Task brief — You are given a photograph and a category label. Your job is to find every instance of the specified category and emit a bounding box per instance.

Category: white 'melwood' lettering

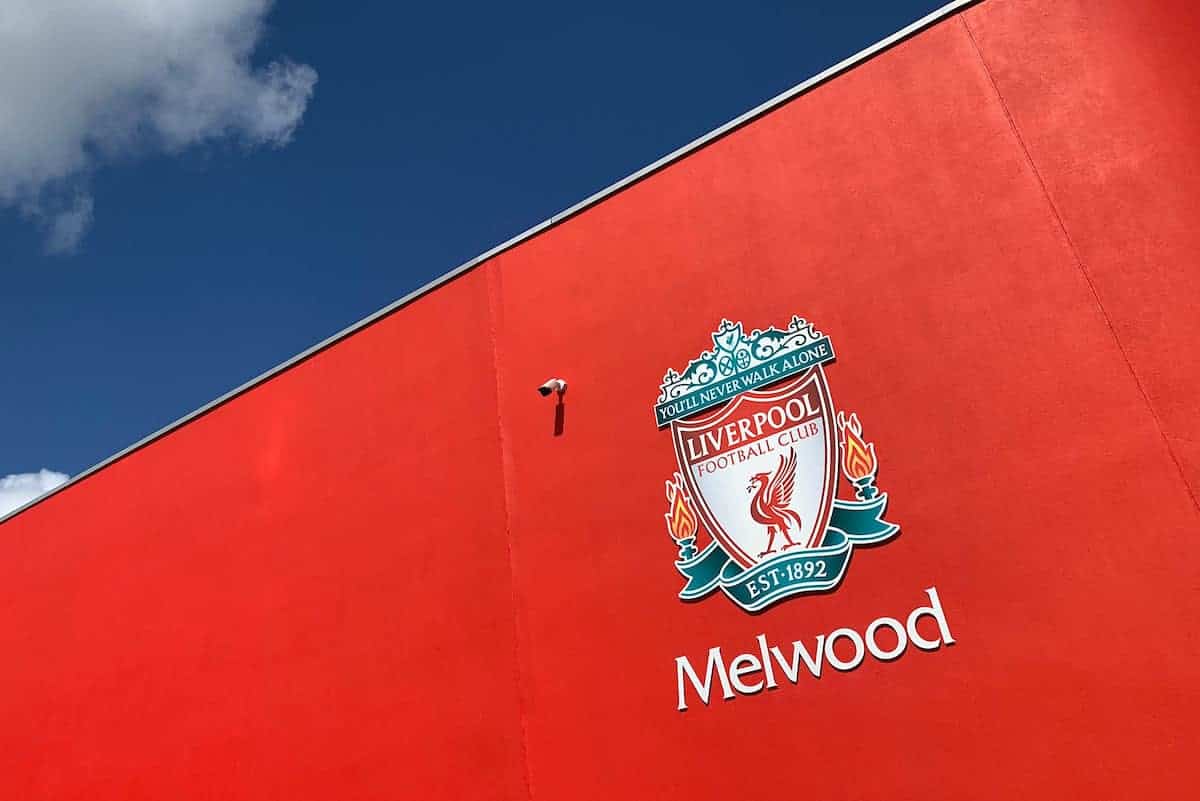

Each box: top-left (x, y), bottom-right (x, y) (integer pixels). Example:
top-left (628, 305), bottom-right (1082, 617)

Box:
top-left (674, 586), bottom-right (955, 711)
top-left (906, 587), bottom-right (955, 650)
top-left (728, 653), bottom-right (764, 694)
top-left (825, 627), bottom-right (866, 671)
top-left (769, 636), bottom-right (825, 682)
top-left (755, 634), bottom-right (778, 689)
top-left (675, 647), bottom-right (733, 711)
top-left (865, 617), bottom-right (907, 661)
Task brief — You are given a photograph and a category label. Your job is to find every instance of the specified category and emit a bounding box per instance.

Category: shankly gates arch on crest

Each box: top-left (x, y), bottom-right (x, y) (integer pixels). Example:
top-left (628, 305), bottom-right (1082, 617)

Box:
top-left (2, 0), bottom-right (1199, 798)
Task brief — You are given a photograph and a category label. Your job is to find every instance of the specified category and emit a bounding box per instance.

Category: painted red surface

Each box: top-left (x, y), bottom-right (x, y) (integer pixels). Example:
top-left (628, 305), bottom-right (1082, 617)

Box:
top-left (2, 1), bottom-right (1197, 798)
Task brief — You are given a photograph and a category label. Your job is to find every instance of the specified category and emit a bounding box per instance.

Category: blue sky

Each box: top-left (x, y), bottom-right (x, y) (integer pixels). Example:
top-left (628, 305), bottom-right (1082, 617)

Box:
top-left (1, 0), bottom-right (943, 506)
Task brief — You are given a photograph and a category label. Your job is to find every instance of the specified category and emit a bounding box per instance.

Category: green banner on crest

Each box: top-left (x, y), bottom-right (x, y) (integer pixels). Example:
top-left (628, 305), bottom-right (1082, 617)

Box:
top-left (675, 494), bottom-right (898, 612)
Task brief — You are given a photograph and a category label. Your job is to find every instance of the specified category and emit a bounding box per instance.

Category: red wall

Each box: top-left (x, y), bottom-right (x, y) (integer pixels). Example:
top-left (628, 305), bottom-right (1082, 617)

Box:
top-left (0, 273), bottom-right (528, 799)
top-left (3, 1), bottom-right (1197, 798)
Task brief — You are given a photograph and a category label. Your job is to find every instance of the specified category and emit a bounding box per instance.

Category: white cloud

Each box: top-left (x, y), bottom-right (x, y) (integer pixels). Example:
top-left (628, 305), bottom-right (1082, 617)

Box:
top-left (0, 0), bottom-right (317, 252)
top-left (0, 470), bottom-right (70, 518)
top-left (45, 193), bottom-right (96, 255)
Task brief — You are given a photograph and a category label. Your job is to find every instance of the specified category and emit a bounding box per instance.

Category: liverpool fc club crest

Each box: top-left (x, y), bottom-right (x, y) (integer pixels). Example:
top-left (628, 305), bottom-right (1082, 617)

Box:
top-left (656, 317), bottom-right (898, 612)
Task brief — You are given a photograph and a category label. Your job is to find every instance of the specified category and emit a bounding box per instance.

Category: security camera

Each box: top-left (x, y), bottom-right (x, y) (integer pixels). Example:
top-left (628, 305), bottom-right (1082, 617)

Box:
top-left (537, 378), bottom-right (567, 397)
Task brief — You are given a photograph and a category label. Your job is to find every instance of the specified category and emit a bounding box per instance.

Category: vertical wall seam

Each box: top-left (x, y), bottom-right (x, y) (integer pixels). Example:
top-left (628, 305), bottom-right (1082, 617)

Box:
top-left (960, 13), bottom-right (1200, 515)
top-left (484, 262), bottom-right (536, 801)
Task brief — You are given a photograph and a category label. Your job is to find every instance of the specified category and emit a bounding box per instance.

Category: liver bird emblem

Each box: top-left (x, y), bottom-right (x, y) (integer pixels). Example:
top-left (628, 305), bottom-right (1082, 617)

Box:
top-left (747, 448), bottom-right (805, 557)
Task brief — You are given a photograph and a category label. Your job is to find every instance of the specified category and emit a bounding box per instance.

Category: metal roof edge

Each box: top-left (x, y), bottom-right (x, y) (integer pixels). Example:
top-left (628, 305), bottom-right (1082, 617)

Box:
top-left (1, 0), bottom-right (976, 527)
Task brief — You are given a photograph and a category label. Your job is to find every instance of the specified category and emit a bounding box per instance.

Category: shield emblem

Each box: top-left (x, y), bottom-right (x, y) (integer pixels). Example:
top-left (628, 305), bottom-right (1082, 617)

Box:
top-left (671, 368), bottom-right (837, 570)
